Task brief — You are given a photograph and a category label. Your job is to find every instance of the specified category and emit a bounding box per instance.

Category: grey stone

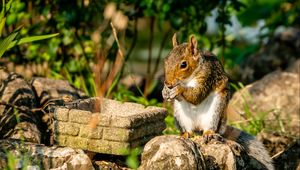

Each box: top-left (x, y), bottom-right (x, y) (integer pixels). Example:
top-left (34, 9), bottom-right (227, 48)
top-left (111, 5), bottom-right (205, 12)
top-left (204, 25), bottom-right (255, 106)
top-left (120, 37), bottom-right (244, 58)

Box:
top-left (139, 135), bottom-right (267, 170)
top-left (0, 73), bottom-right (41, 143)
top-left (10, 122), bottom-right (41, 144)
top-left (30, 77), bottom-right (88, 105)
top-left (139, 135), bottom-right (203, 170)
top-left (0, 139), bottom-right (94, 170)
top-left (228, 71), bottom-right (300, 136)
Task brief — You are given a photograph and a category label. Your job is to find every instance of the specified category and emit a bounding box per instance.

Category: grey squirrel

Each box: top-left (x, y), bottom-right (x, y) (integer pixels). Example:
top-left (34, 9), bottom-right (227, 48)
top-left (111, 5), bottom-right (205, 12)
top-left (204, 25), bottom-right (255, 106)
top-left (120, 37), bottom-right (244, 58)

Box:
top-left (162, 33), bottom-right (274, 170)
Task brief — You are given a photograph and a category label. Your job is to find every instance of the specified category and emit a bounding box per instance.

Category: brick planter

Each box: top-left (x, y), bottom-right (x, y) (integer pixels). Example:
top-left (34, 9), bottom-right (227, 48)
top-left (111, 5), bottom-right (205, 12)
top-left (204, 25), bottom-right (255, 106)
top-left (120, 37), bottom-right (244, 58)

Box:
top-left (53, 97), bottom-right (167, 155)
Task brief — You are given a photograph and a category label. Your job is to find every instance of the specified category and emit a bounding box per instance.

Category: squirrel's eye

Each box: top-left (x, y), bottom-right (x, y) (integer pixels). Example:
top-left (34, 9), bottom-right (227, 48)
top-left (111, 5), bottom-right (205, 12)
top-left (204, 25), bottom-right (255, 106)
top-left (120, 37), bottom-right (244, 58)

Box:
top-left (180, 61), bottom-right (187, 69)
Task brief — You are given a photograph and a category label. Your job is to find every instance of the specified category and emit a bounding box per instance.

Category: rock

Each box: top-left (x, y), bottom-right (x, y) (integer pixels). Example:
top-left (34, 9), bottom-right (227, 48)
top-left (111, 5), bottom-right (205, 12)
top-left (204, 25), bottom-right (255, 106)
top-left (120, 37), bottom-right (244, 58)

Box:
top-left (286, 58), bottom-right (300, 74)
top-left (54, 97), bottom-right (167, 155)
top-left (272, 139), bottom-right (300, 169)
top-left (30, 77), bottom-right (88, 145)
top-left (0, 69), bottom-right (9, 82)
top-left (0, 73), bottom-right (41, 143)
top-left (0, 59), bottom-right (49, 80)
top-left (234, 27), bottom-right (300, 84)
top-left (30, 77), bottom-right (88, 106)
top-left (257, 131), bottom-right (297, 156)
top-left (228, 71), bottom-right (300, 136)
top-left (0, 139), bottom-right (94, 169)
top-left (139, 135), bottom-right (267, 170)
top-left (139, 135), bottom-right (203, 170)
top-left (94, 160), bottom-right (130, 170)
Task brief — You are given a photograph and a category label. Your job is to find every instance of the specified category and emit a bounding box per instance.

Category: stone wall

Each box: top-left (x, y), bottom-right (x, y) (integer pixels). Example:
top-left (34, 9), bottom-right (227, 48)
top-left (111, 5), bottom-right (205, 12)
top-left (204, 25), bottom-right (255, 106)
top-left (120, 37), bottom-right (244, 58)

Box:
top-left (54, 97), bottom-right (167, 155)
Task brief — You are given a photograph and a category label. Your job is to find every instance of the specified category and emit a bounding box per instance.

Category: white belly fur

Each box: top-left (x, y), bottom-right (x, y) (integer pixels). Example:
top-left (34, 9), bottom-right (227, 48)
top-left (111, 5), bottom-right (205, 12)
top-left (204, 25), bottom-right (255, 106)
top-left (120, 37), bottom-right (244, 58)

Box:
top-left (174, 91), bottom-right (221, 132)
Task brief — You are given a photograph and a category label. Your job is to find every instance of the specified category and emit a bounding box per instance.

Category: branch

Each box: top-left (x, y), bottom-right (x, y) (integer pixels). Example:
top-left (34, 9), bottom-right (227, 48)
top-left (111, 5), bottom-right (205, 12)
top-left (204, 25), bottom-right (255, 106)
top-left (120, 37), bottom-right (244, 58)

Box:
top-left (100, 23), bottom-right (125, 95)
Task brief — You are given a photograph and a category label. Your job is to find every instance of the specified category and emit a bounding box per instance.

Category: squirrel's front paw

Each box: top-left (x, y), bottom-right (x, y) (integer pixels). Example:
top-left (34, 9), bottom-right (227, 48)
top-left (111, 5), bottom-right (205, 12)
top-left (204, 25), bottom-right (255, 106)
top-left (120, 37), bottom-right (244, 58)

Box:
top-left (169, 85), bottom-right (182, 100)
top-left (162, 85), bottom-right (182, 101)
top-left (202, 130), bottom-right (224, 144)
top-left (162, 85), bottom-right (170, 100)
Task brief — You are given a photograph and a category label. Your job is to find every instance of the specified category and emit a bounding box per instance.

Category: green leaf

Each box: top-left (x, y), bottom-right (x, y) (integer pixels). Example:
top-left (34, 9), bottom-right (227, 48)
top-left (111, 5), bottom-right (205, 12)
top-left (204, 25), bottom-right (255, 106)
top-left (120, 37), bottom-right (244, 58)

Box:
top-left (0, 16), bottom-right (6, 35)
top-left (0, 31), bottom-right (19, 57)
top-left (8, 33), bottom-right (59, 49)
top-left (0, 0), bottom-right (14, 19)
top-left (1, 0), bottom-right (6, 19)
top-left (6, 12), bottom-right (17, 25)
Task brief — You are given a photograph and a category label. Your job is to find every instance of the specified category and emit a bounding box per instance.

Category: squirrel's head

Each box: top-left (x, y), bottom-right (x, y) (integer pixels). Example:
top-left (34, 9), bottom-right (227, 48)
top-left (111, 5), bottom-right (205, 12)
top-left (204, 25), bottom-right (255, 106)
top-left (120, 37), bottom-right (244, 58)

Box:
top-left (164, 33), bottom-right (200, 88)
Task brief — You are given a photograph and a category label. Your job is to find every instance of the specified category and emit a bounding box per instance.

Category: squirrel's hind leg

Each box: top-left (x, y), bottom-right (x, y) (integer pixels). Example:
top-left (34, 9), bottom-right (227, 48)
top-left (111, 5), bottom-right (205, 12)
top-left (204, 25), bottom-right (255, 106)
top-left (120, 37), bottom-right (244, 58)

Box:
top-left (181, 131), bottom-right (194, 138)
top-left (174, 116), bottom-right (194, 138)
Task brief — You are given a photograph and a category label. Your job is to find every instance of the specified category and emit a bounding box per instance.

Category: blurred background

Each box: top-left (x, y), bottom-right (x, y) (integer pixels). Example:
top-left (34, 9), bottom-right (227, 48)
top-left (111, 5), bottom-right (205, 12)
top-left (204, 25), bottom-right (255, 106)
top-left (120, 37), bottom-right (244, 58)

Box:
top-left (1, 1), bottom-right (299, 168)
top-left (1, 0), bottom-right (299, 135)
top-left (0, 0), bottom-right (298, 95)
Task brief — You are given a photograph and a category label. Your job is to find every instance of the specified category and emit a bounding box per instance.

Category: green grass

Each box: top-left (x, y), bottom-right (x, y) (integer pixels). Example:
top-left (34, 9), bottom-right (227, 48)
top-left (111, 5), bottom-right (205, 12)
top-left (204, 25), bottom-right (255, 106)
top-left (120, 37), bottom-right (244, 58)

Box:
top-left (229, 82), bottom-right (288, 136)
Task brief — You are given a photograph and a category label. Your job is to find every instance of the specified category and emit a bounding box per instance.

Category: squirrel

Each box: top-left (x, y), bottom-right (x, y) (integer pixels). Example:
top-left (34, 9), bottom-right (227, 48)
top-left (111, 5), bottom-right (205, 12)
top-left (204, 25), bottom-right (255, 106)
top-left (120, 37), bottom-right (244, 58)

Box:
top-left (162, 33), bottom-right (274, 170)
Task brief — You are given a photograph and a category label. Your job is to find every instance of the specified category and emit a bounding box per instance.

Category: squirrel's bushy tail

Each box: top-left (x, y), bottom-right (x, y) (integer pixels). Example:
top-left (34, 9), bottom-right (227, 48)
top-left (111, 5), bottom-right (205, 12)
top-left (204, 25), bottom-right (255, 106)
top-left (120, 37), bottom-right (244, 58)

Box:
top-left (224, 126), bottom-right (274, 170)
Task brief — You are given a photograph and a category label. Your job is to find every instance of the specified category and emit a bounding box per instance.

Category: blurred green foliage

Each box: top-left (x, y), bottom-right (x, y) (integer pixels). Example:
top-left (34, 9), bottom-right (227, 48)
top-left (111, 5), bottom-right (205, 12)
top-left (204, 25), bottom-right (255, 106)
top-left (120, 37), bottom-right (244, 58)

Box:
top-left (238, 0), bottom-right (299, 29)
top-left (121, 147), bottom-right (142, 169)
top-left (0, 0), bottom-right (58, 58)
top-left (1, 0), bottom-right (247, 96)
top-left (1, 0), bottom-right (298, 96)
top-left (224, 0), bottom-right (299, 70)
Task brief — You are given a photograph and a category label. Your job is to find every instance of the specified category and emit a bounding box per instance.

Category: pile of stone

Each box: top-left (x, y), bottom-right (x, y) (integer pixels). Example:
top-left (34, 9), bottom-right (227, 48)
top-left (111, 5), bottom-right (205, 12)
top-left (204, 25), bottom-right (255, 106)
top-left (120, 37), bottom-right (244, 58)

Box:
top-left (54, 97), bottom-right (167, 155)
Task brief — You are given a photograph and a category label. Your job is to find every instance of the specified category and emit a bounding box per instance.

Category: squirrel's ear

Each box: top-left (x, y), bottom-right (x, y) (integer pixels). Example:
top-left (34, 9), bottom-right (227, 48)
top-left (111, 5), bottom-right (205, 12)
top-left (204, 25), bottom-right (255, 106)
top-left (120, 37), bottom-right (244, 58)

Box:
top-left (172, 33), bottom-right (178, 48)
top-left (189, 35), bottom-right (198, 55)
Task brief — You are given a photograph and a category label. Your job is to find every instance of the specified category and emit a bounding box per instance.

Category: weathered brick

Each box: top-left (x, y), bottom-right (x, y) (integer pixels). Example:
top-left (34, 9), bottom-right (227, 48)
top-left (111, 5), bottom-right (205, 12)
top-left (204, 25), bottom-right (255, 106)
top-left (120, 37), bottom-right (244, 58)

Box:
top-left (69, 109), bottom-right (91, 124)
top-left (110, 116), bottom-right (132, 128)
top-left (80, 126), bottom-right (103, 139)
top-left (131, 121), bottom-right (166, 141)
top-left (53, 97), bottom-right (168, 156)
top-left (110, 141), bottom-right (130, 155)
top-left (87, 139), bottom-right (111, 154)
top-left (54, 134), bottom-right (67, 146)
top-left (65, 136), bottom-right (88, 149)
top-left (97, 113), bottom-right (111, 126)
top-left (102, 127), bottom-right (132, 141)
top-left (54, 121), bottom-right (80, 136)
top-left (54, 107), bottom-right (69, 121)
top-left (128, 108), bottom-right (167, 128)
